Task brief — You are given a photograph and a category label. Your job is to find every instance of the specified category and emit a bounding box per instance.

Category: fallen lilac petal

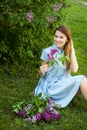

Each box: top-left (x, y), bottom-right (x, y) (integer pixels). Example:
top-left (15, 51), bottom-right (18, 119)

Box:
top-left (26, 11), bottom-right (34, 22)
top-left (47, 16), bottom-right (57, 22)
top-left (54, 3), bottom-right (63, 11)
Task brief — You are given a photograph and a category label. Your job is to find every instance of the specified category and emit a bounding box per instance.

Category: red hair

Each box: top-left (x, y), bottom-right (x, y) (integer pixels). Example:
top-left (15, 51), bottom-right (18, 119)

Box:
top-left (54, 25), bottom-right (72, 72)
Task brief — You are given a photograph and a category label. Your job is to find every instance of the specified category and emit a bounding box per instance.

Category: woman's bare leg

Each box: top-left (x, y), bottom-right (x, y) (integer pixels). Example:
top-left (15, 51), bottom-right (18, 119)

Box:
top-left (80, 77), bottom-right (87, 100)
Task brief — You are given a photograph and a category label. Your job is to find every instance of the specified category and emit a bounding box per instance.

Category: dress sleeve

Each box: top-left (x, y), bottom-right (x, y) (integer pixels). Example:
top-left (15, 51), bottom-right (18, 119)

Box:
top-left (40, 49), bottom-right (48, 62)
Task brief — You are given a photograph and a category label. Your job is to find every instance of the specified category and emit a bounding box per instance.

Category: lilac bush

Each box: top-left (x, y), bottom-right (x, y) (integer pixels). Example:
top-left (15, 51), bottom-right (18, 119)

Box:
top-left (0, 0), bottom-right (68, 65)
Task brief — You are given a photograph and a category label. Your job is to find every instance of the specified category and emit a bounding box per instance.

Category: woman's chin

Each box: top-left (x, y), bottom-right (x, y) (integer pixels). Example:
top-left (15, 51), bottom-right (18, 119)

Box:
top-left (56, 45), bottom-right (63, 50)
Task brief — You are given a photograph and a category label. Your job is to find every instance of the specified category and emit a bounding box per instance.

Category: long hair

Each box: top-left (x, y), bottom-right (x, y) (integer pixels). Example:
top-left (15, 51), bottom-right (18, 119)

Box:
top-left (54, 25), bottom-right (72, 72)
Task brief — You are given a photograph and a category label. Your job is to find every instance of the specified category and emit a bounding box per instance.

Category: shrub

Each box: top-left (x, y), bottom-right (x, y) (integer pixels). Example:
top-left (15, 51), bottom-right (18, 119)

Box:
top-left (0, 0), bottom-right (68, 66)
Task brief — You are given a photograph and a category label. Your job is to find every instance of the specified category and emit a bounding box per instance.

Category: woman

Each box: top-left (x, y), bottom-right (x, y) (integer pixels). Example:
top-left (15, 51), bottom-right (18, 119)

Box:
top-left (35, 25), bottom-right (87, 108)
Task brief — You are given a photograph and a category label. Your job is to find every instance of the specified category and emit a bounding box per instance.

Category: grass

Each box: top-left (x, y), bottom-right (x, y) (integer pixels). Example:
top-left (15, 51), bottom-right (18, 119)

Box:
top-left (74, 0), bottom-right (87, 4)
top-left (65, 0), bottom-right (87, 76)
top-left (0, 0), bottom-right (87, 130)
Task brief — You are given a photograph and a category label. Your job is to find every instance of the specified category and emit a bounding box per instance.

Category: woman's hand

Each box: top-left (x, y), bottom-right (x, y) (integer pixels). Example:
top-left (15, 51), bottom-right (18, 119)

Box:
top-left (70, 40), bottom-right (78, 72)
top-left (39, 64), bottom-right (49, 77)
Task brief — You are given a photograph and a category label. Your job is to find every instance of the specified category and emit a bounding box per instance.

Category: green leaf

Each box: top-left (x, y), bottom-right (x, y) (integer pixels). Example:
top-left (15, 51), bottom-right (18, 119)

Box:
top-left (38, 107), bottom-right (44, 113)
top-left (37, 93), bottom-right (42, 98)
top-left (12, 108), bottom-right (19, 113)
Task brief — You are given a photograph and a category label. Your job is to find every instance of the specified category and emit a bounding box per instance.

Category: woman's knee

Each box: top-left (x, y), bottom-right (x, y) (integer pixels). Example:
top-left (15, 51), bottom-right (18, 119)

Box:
top-left (80, 77), bottom-right (87, 87)
top-left (80, 77), bottom-right (87, 100)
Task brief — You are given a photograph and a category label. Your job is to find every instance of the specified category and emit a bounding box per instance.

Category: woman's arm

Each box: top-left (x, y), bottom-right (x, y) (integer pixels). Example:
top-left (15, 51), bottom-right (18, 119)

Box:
top-left (39, 61), bottom-right (49, 77)
top-left (70, 44), bottom-right (78, 73)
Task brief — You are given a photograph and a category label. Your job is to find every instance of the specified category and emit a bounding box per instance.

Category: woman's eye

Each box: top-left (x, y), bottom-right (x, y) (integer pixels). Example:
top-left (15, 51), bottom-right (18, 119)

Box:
top-left (55, 35), bottom-right (58, 38)
top-left (60, 36), bottom-right (63, 39)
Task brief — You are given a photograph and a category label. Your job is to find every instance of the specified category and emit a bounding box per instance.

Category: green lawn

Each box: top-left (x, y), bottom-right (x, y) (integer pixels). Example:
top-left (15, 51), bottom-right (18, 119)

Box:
top-left (65, 0), bottom-right (87, 75)
top-left (0, 0), bottom-right (87, 130)
top-left (75, 0), bottom-right (87, 4)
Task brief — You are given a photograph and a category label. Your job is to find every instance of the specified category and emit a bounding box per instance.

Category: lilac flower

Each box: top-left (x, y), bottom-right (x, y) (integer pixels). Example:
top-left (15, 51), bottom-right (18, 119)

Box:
top-left (31, 115), bottom-right (37, 123)
top-left (50, 113), bottom-right (61, 120)
top-left (51, 49), bottom-right (58, 55)
top-left (13, 94), bottom-right (61, 123)
top-left (48, 100), bottom-right (56, 107)
top-left (48, 98), bottom-right (54, 104)
top-left (47, 16), bottom-right (57, 22)
top-left (42, 110), bottom-right (51, 122)
top-left (53, 3), bottom-right (63, 11)
top-left (46, 109), bottom-right (61, 120)
top-left (18, 110), bottom-right (26, 117)
top-left (26, 10), bottom-right (34, 22)
top-left (36, 113), bottom-right (42, 121)
top-left (47, 104), bottom-right (54, 111)
top-left (24, 116), bottom-right (32, 121)
top-left (23, 104), bottom-right (33, 112)
top-left (47, 98), bottom-right (61, 109)
top-left (47, 49), bottom-right (58, 61)
top-left (47, 54), bottom-right (54, 60)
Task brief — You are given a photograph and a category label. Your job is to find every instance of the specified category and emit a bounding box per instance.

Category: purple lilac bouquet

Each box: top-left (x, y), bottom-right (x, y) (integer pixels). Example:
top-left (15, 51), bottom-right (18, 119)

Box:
top-left (47, 49), bottom-right (70, 66)
top-left (12, 93), bottom-right (61, 123)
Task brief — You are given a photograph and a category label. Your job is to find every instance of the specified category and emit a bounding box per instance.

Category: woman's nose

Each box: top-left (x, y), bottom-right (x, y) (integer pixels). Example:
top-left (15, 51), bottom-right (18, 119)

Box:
top-left (55, 38), bottom-right (59, 41)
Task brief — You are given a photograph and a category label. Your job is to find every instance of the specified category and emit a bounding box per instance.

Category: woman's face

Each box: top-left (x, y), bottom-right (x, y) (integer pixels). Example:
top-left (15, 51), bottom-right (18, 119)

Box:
top-left (54, 30), bottom-right (68, 50)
